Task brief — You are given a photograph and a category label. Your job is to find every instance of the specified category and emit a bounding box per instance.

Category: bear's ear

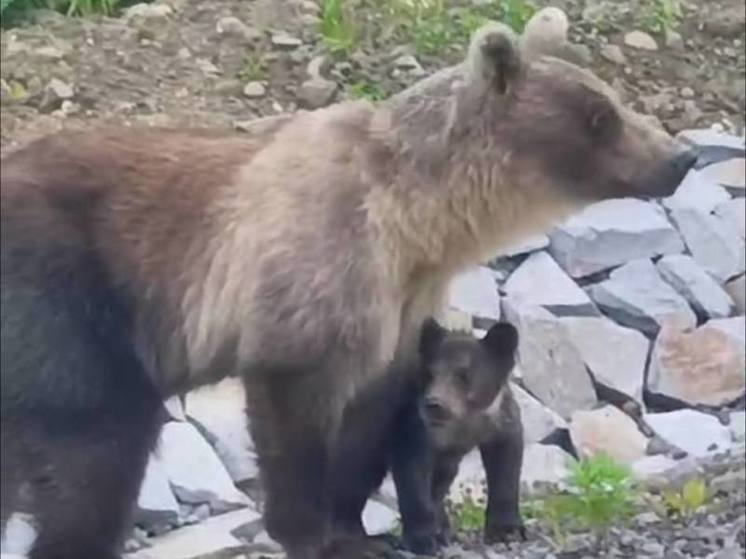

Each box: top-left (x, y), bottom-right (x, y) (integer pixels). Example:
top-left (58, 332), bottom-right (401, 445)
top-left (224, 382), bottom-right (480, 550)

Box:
top-left (520, 7), bottom-right (572, 62)
top-left (419, 317), bottom-right (447, 362)
top-left (467, 22), bottom-right (522, 95)
top-left (481, 322), bottom-right (519, 359)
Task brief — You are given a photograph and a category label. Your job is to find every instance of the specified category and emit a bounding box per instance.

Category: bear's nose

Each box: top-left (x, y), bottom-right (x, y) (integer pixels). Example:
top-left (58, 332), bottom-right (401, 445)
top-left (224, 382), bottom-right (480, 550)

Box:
top-left (671, 148), bottom-right (699, 176)
top-left (423, 399), bottom-right (452, 423)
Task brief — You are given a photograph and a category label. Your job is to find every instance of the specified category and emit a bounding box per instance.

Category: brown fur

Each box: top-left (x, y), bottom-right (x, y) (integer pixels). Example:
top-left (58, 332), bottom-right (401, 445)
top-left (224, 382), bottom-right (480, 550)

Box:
top-left (1, 13), bottom-right (698, 559)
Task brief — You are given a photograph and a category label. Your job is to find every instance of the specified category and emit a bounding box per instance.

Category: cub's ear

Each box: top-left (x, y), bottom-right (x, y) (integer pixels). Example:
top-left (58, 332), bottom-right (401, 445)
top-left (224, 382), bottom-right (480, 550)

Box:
top-left (419, 317), bottom-right (447, 362)
top-left (467, 22), bottom-right (521, 95)
top-left (481, 322), bottom-right (519, 358)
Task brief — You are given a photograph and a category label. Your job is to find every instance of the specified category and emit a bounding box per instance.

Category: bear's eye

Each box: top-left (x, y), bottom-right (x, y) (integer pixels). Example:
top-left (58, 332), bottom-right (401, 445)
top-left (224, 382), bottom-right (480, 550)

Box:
top-left (454, 368), bottom-right (470, 388)
top-left (587, 102), bottom-right (619, 140)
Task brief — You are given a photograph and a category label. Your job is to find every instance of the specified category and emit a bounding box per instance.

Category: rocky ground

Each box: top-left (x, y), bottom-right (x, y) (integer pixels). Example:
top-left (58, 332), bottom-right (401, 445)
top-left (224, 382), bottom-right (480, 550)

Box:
top-left (1, 1), bottom-right (745, 559)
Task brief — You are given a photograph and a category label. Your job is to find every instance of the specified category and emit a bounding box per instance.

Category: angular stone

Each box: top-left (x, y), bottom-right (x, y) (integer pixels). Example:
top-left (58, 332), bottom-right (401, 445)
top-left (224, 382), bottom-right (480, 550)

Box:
top-left (708, 315), bottom-right (746, 347)
top-left (714, 198), bottom-right (746, 240)
top-left (560, 316), bottom-right (649, 403)
top-left (570, 406), bottom-right (649, 466)
top-left (502, 298), bottom-right (597, 419)
top-left (242, 81), bottom-right (266, 98)
top-left (656, 254), bottom-right (735, 319)
top-left (124, 3), bottom-right (172, 21)
top-left (624, 30), bottom-right (658, 50)
top-left (271, 32), bottom-right (302, 49)
top-left (662, 168), bottom-right (732, 214)
top-left (215, 16), bottom-right (261, 43)
top-left (677, 128), bottom-right (745, 150)
top-left (647, 320), bottom-right (745, 407)
top-left (725, 275), bottom-right (745, 314)
top-left (135, 454), bottom-right (180, 529)
top-left (520, 444), bottom-right (576, 493)
top-left (730, 411), bottom-right (746, 443)
top-left (164, 396), bottom-right (186, 421)
top-left (126, 509), bottom-right (260, 559)
top-left (632, 454), bottom-right (702, 491)
top-left (0, 513), bottom-right (36, 556)
top-left (503, 251), bottom-right (598, 316)
top-left (549, 199), bottom-right (684, 278)
top-left (699, 158), bottom-right (746, 194)
top-left (587, 259), bottom-right (697, 337)
top-left (600, 44), bottom-right (626, 65)
top-left (497, 233), bottom-right (549, 257)
top-left (447, 266), bottom-right (500, 322)
top-left (671, 206), bottom-right (745, 282)
top-left (157, 422), bottom-right (252, 513)
top-left (645, 410), bottom-right (733, 458)
top-left (511, 382), bottom-right (567, 444)
top-left (185, 378), bottom-right (258, 484)
top-left (362, 501), bottom-right (399, 536)
top-left (297, 78), bottom-right (337, 109)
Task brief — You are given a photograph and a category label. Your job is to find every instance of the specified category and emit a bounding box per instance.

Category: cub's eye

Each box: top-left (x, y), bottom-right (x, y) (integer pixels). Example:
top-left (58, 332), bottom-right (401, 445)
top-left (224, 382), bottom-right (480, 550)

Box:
top-left (455, 369), bottom-right (471, 388)
top-left (587, 102), bottom-right (619, 140)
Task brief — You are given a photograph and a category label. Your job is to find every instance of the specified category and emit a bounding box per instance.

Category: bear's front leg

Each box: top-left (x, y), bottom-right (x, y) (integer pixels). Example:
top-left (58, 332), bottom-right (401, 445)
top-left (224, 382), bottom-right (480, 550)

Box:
top-left (244, 370), bottom-right (344, 559)
top-left (480, 391), bottom-right (526, 544)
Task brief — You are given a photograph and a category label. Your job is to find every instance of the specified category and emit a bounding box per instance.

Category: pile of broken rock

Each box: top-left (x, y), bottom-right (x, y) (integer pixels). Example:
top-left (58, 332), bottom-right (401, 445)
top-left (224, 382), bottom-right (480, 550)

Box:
top-left (1, 128), bottom-right (744, 559)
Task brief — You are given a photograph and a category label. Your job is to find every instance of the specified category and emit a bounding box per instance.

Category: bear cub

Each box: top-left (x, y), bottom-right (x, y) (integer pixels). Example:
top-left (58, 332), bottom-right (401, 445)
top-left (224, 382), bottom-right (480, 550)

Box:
top-left (391, 318), bottom-right (524, 554)
top-left (330, 318), bottom-right (524, 556)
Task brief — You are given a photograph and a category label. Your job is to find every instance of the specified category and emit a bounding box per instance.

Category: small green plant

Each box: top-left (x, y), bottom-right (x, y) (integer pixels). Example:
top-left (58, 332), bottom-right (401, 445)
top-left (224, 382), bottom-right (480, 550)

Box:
top-left (2, 0), bottom-right (136, 26)
top-left (237, 54), bottom-right (268, 82)
top-left (449, 493), bottom-right (486, 533)
top-left (540, 454), bottom-right (638, 547)
top-left (319, 0), bottom-right (358, 56)
top-left (348, 79), bottom-right (388, 102)
top-left (661, 479), bottom-right (708, 519)
top-left (642, 0), bottom-right (683, 35)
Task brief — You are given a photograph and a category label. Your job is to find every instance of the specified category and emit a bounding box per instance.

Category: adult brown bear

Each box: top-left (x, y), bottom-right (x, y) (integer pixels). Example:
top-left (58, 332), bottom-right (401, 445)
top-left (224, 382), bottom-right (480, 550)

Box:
top-left (0, 9), bottom-right (697, 559)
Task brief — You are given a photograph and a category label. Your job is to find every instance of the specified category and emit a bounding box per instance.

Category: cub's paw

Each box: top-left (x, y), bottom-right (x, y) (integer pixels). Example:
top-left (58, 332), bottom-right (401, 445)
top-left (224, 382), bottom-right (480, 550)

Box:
top-left (484, 521), bottom-right (527, 545)
top-left (402, 532), bottom-right (440, 556)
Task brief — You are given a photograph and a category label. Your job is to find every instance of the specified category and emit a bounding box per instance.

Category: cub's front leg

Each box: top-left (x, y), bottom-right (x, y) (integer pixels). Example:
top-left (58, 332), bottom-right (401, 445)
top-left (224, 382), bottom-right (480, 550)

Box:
top-left (480, 389), bottom-right (526, 544)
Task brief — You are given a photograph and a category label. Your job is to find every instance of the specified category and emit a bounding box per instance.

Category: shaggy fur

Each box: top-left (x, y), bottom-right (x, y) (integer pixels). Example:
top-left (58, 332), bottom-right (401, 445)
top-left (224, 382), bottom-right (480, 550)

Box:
top-left (330, 319), bottom-right (524, 556)
top-left (1, 11), bottom-right (697, 559)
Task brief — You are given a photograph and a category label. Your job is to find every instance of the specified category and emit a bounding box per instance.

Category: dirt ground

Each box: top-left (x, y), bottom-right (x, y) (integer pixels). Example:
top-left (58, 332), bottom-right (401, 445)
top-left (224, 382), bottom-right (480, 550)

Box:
top-left (0, 0), bottom-right (744, 156)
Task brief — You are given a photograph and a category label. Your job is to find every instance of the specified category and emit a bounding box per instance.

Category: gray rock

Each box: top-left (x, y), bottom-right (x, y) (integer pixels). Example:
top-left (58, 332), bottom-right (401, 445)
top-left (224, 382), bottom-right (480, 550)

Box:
top-left (0, 513), bottom-right (36, 556)
top-left (185, 378), bottom-right (258, 484)
top-left (715, 198), bottom-right (746, 240)
top-left (393, 54), bottom-right (422, 71)
top-left (570, 406), bottom-right (649, 466)
top-left (447, 266), bottom-right (500, 323)
top-left (730, 411), bottom-right (745, 443)
top-left (242, 81), bottom-right (266, 98)
top-left (708, 315), bottom-right (746, 347)
top-left (624, 30), bottom-right (658, 51)
top-left (164, 396), bottom-right (186, 421)
top-left (215, 16), bottom-right (260, 43)
top-left (497, 233), bottom-right (549, 257)
top-left (503, 298), bottom-right (597, 419)
top-left (549, 199), bottom-right (684, 278)
top-left (671, 206), bottom-right (745, 282)
top-left (271, 32), bottom-right (302, 49)
top-left (560, 316), bottom-right (649, 403)
top-left (135, 455), bottom-right (180, 529)
top-left (520, 443), bottom-right (576, 493)
top-left (725, 275), bottom-right (746, 313)
top-left (157, 422), bottom-right (252, 513)
top-left (361, 500), bottom-right (399, 536)
top-left (503, 251), bottom-right (598, 316)
top-left (662, 168), bottom-right (732, 214)
top-left (600, 44), bottom-right (626, 65)
top-left (297, 78), bottom-right (337, 109)
top-left (511, 382), bottom-right (567, 444)
top-left (305, 55), bottom-right (330, 80)
top-left (647, 319), bottom-right (745, 407)
top-left (657, 254), bottom-right (735, 319)
top-left (699, 158), bottom-right (746, 194)
top-left (587, 259), bottom-right (697, 337)
top-left (645, 410), bottom-right (734, 458)
top-left (46, 78), bottom-right (73, 100)
top-left (677, 128), bottom-right (746, 150)
top-left (124, 3), bottom-right (172, 21)
top-left (126, 509), bottom-right (259, 559)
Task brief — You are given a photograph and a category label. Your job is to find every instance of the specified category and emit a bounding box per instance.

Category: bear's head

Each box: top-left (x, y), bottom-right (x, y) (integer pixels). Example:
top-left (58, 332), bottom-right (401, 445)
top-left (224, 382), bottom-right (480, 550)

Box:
top-left (385, 8), bottom-right (697, 243)
top-left (417, 319), bottom-right (518, 450)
